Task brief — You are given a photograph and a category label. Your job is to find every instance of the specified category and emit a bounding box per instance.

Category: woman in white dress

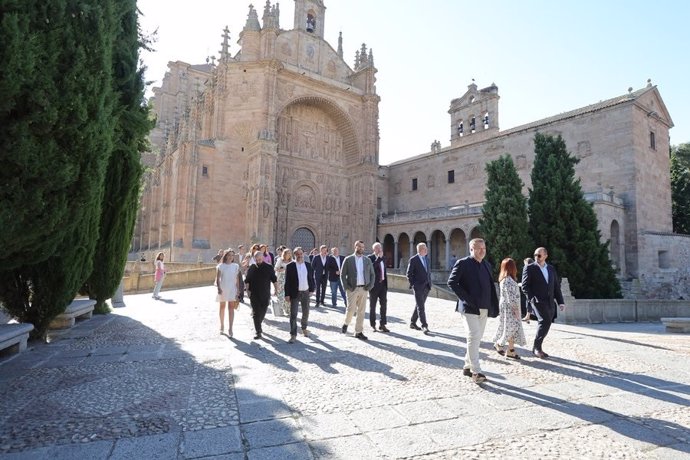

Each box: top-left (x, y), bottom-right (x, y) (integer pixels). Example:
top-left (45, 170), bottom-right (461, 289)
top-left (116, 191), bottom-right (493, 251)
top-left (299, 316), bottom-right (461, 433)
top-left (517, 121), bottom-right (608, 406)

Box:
top-left (273, 247), bottom-right (292, 316)
top-left (493, 258), bottom-right (526, 360)
top-left (216, 249), bottom-right (240, 336)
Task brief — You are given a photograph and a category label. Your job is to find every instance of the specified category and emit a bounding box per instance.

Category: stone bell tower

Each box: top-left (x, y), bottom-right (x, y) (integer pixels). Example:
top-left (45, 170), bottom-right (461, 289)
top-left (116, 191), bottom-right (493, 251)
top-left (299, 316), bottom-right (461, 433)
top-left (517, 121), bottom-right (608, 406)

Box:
top-left (294, 0), bottom-right (326, 38)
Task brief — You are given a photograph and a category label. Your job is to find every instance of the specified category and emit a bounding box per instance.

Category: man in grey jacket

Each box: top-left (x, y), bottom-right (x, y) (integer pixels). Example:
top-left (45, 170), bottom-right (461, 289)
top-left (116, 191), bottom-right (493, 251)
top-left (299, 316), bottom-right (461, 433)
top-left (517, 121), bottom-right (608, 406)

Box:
top-left (340, 240), bottom-right (375, 340)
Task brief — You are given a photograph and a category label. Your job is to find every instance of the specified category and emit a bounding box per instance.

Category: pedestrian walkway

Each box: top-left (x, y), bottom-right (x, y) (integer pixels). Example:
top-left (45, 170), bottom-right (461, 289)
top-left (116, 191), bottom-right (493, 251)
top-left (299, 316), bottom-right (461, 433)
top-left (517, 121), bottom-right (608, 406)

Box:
top-left (1, 286), bottom-right (689, 459)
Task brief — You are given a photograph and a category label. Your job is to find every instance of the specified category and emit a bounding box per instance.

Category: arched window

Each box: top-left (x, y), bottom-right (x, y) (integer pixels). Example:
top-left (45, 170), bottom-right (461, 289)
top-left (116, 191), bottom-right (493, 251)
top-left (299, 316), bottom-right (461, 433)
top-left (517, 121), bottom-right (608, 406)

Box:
top-left (306, 13), bottom-right (316, 32)
top-left (457, 120), bottom-right (464, 137)
top-left (470, 116), bottom-right (476, 133)
top-left (483, 112), bottom-right (489, 129)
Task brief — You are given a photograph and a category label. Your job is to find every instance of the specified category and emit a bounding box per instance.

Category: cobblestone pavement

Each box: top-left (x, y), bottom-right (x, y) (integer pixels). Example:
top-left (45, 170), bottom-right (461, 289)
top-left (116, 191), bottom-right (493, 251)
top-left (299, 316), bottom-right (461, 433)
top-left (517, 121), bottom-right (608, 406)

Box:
top-left (1, 286), bottom-right (690, 459)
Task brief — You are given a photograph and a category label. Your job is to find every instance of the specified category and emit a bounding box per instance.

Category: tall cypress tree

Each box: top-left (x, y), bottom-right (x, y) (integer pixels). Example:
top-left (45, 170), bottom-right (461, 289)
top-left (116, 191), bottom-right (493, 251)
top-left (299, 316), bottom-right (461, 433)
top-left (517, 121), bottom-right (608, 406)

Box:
top-left (478, 154), bottom-right (532, 275)
top-left (528, 132), bottom-right (621, 298)
top-left (0, 0), bottom-right (77, 270)
top-left (0, 0), bottom-right (117, 336)
top-left (84, 0), bottom-right (151, 312)
top-left (671, 144), bottom-right (690, 234)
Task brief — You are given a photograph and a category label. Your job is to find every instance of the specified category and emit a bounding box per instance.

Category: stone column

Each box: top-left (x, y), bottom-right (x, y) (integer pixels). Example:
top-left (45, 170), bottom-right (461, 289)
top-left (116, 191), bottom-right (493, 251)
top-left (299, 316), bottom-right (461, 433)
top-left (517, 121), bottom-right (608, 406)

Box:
top-left (409, 241), bottom-right (414, 262)
top-left (112, 279), bottom-right (125, 308)
top-left (445, 237), bottom-right (450, 270)
top-left (393, 240), bottom-right (399, 269)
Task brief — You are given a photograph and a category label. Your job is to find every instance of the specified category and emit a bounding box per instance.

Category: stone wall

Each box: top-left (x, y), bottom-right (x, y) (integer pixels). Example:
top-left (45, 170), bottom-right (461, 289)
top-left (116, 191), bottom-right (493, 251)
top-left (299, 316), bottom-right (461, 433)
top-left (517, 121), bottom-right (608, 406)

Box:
top-left (632, 232), bottom-right (690, 299)
top-left (123, 267), bottom-right (216, 294)
top-left (563, 299), bottom-right (690, 324)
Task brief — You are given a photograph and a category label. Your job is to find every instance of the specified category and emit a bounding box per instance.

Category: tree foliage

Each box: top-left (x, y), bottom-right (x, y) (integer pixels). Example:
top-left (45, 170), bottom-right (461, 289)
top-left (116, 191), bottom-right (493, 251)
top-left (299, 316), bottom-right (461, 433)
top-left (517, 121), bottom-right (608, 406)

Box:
top-left (527, 133), bottom-right (621, 299)
top-left (671, 143), bottom-right (690, 234)
top-left (83, 0), bottom-right (151, 312)
top-left (0, 0), bottom-right (117, 336)
top-left (478, 154), bottom-right (532, 276)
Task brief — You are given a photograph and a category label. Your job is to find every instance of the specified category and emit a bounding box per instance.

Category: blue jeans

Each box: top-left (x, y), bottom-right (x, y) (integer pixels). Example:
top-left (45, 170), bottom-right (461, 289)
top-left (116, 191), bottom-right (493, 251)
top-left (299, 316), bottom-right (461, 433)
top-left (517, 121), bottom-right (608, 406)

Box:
top-left (330, 280), bottom-right (347, 306)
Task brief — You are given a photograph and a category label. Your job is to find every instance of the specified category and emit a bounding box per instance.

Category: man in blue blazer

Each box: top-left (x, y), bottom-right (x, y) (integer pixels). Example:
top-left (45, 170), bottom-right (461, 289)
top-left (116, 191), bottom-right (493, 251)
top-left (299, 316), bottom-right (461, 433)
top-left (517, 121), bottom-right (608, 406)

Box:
top-left (521, 247), bottom-right (566, 358)
top-left (311, 245), bottom-right (329, 307)
top-left (407, 242), bottom-right (432, 334)
top-left (447, 238), bottom-right (499, 383)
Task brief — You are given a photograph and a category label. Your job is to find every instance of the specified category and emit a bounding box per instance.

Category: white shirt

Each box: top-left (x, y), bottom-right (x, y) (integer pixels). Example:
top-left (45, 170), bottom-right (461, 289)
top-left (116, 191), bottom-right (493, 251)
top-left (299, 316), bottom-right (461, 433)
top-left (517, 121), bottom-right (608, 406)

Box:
top-left (539, 263), bottom-right (549, 283)
top-left (355, 255), bottom-right (365, 285)
top-left (296, 262), bottom-right (309, 291)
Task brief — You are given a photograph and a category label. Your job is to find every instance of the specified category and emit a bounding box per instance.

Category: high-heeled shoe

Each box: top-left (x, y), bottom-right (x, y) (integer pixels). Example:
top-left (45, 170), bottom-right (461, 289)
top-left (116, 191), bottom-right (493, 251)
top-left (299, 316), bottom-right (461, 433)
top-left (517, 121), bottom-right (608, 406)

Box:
top-left (522, 314), bottom-right (531, 324)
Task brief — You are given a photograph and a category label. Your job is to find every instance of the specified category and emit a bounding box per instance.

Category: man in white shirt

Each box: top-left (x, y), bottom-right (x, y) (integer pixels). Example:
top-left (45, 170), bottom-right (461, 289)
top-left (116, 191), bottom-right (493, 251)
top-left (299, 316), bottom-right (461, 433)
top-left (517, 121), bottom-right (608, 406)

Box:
top-left (284, 247), bottom-right (315, 343)
top-left (340, 240), bottom-right (375, 340)
top-left (326, 247), bottom-right (347, 307)
top-left (368, 242), bottom-right (389, 332)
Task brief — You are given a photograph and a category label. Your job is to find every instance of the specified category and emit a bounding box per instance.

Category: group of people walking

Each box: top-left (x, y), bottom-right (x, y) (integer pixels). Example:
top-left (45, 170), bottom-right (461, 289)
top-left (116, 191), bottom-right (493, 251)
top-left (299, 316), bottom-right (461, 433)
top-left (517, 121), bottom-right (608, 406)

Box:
top-left (211, 237), bottom-right (565, 384)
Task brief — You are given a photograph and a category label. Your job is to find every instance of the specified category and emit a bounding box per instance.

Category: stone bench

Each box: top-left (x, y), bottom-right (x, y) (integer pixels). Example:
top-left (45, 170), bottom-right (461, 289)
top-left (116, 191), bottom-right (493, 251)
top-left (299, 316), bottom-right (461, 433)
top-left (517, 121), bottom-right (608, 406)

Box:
top-left (0, 323), bottom-right (34, 357)
top-left (48, 298), bottom-right (96, 330)
top-left (661, 317), bottom-right (690, 333)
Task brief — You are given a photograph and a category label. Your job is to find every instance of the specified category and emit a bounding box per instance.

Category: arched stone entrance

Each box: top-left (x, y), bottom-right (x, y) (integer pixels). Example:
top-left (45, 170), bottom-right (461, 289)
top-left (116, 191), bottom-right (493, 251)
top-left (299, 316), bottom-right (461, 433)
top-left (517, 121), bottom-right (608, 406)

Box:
top-left (383, 234), bottom-right (395, 267)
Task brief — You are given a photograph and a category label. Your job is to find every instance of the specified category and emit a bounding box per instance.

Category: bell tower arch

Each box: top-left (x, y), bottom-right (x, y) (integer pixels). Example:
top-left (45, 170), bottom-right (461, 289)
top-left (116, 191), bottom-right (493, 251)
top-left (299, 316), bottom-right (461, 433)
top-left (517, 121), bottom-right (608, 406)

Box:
top-left (294, 0), bottom-right (326, 38)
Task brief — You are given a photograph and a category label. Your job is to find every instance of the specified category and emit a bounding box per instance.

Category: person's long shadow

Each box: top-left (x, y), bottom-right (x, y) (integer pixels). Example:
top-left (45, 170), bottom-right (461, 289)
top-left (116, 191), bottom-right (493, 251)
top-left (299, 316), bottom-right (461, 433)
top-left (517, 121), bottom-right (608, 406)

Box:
top-left (489, 379), bottom-right (690, 454)
top-left (564, 329), bottom-right (672, 351)
top-left (547, 355), bottom-right (690, 404)
top-left (228, 334), bottom-right (299, 373)
top-left (289, 335), bottom-right (408, 381)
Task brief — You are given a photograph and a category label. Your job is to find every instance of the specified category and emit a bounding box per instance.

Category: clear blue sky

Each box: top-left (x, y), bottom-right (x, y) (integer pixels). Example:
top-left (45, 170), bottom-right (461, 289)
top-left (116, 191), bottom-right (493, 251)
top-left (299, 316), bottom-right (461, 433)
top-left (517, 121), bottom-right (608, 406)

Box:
top-left (138, 0), bottom-right (690, 165)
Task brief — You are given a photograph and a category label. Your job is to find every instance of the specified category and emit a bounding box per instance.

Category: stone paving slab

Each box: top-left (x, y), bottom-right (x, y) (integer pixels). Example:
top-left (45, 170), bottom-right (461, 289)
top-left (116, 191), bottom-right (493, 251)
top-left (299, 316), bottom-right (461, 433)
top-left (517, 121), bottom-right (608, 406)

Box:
top-left (1, 285), bottom-right (690, 459)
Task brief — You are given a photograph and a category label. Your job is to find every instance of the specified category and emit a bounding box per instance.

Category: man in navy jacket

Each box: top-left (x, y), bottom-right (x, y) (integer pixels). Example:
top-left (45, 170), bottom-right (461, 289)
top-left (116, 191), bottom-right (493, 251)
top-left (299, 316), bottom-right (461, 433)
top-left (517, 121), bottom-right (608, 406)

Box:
top-left (447, 238), bottom-right (499, 383)
top-left (521, 247), bottom-right (566, 358)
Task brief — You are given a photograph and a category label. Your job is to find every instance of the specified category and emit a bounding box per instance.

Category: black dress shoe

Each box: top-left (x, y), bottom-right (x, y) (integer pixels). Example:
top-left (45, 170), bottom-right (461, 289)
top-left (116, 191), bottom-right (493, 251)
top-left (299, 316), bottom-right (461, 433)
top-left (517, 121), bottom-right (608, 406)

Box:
top-left (355, 332), bottom-right (368, 340)
top-left (341, 325), bottom-right (348, 334)
top-left (532, 349), bottom-right (547, 359)
top-left (462, 368), bottom-right (472, 377)
top-left (253, 333), bottom-right (262, 340)
top-left (379, 325), bottom-right (390, 333)
top-left (422, 326), bottom-right (430, 335)
top-left (410, 323), bottom-right (422, 330)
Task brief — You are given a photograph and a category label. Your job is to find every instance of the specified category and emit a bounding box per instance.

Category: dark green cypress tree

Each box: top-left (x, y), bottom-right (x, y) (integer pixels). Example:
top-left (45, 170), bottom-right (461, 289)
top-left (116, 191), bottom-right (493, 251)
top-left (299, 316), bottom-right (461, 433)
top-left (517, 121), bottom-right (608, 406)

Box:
top-left (478, 154), bottom-right (532, 276)
top-left (0, 0), bottom-right (116, 337)
top-left (0, 0), bottom-right (76, 269)
top-left (671, 144), bottom-right (690, 234)
top-left (528, 132), bottom-right (621, 298)
top-left (84, 0), bottom-right (151, 312)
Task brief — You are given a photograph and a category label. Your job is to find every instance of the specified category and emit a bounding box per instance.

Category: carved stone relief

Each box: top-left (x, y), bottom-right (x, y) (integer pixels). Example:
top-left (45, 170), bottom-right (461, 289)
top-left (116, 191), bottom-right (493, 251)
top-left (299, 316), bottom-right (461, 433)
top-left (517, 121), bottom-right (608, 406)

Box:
top-left (232, 121), bottom-right (255, 143)
top-left (277, 104), bottom-right (344, 163)
top-left (515, 154), bottom-right (527, 170)
top-left (294, 185), bottom-right (316, 210)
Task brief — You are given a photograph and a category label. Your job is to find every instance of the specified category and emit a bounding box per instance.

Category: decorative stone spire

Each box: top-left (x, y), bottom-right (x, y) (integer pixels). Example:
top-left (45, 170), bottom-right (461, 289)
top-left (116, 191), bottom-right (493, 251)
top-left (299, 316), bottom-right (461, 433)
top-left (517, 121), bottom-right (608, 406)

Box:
top-left (359, 43), bottom-right (368, 67)
top-left (219, 26), bottom-right (231, 62)
top-left (368, 48), bottom-right (374, 68)
top-left (354, 49), bottom-right (360, 70)
top-left (244, 4), bottom-right (261, 31)
top-left (337, 31), bottom-right (343, 58)
top-left (262, 0), bottom-right (280, 29)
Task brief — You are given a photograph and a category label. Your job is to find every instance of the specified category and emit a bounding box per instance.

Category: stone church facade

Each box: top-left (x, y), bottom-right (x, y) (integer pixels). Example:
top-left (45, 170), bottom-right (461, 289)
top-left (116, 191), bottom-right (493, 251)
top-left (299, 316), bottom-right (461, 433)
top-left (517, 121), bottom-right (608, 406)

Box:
top-left (135, 0), bottom-right (378, 259)
top-left (135, 1), bottom-right (689, 298)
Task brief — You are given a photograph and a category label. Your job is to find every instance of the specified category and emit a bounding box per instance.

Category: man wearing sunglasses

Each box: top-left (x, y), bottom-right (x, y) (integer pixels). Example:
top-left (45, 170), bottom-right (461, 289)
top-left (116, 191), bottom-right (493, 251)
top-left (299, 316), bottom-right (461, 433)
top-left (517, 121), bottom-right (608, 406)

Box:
top-left (521, 247), bottom-right (566, 358)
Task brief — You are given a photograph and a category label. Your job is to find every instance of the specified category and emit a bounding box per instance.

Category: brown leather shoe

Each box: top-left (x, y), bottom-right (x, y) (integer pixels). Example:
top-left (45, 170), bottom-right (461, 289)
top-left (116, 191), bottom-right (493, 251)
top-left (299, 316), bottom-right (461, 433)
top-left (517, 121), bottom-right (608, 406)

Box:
top-left (533, 349), bottom-right (547, 359)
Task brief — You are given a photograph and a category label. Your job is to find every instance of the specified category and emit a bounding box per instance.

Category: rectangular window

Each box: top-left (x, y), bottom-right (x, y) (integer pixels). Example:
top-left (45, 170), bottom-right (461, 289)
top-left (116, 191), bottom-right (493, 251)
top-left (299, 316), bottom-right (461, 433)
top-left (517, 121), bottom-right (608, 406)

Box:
top-left (448, 170), bottom-right (455, 184)
top-left (377, 197), bottom-right (382, 210)
top-left (412, 178), bottom-right (418, 191)
top-left (650, 131), bottom-right (656, 150)
top-left (658, 250), bottom-right (670, 269)
top-left (202, 165), bottom-right (208, 177)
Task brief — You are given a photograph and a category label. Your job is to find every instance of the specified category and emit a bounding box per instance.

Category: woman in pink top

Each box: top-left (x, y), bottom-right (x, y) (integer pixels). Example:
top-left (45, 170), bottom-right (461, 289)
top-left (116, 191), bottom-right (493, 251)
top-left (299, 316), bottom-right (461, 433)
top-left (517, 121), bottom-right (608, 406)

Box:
top-left (152, 252), bottom-right (166, 300)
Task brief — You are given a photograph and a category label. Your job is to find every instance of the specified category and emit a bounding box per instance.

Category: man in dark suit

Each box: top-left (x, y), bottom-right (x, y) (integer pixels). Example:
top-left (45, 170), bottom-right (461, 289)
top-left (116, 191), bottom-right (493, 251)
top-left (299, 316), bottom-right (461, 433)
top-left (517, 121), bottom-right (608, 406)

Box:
top-left (245, 251), bottom-right (277, 340)
top-left (311, 245), bottom-right (329, 307)
top-left (407, 242), bottom-right (432, 334)
top-left (521, 247), bottom-right (566, 359)
top-left (326, 247), bottom-right (347, 307)
top-left (447, 238), bottom-right (499, 384)
top-left (284, 247), bottom-right (315, 343)
top-left (368, 242), bottom-right (389, 332)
